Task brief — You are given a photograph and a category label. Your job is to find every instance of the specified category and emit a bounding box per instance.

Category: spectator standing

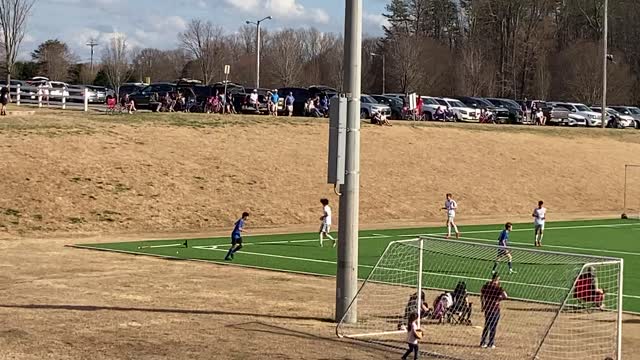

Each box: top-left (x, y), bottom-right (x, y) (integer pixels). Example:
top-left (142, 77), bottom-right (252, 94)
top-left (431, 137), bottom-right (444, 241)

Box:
top-left (249, 89), bottom-right (259, 112)
top-left (401, 312), bottom-right (422, 360)
top-left (0, 85), bottom-right (9, 116)
top-left (416, 95), bottom-right (424, 120)
top-left (480, 273), bottom-right (508, 349)
top-left (285, 92), bottom-right (295, 116)
top-left (270, 89), bottom-right (280, 116)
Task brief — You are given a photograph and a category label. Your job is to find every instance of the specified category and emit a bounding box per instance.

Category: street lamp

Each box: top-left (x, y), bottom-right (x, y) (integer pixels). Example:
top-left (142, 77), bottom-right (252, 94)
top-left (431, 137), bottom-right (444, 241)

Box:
top-left (370, 52), bottom-right (385, 94)
top-left (246, 16), bottom-right (272, 89)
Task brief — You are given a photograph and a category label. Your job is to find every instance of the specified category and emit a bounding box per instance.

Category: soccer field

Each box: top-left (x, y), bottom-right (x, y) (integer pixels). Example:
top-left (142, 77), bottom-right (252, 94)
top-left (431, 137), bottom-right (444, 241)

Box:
top-left (74, 218), bottom-right (640, 313)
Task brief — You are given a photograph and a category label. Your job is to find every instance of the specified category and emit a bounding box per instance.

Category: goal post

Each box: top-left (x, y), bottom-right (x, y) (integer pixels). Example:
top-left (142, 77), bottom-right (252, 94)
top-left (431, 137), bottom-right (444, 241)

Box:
top-left (336, 237), bottom-right (623, 360)
top-left (623, 164), bottom-right (640, 219)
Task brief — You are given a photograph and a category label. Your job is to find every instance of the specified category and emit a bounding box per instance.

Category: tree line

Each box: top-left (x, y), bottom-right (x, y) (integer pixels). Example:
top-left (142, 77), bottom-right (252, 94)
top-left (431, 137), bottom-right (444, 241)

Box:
top-left (3, 0), bottom-right (640, 105)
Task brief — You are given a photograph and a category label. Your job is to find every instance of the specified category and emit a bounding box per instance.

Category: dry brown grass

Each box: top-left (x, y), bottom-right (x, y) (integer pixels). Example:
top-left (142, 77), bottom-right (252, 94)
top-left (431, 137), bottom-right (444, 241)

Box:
top-left (0, 110), bottom-right (639, 359)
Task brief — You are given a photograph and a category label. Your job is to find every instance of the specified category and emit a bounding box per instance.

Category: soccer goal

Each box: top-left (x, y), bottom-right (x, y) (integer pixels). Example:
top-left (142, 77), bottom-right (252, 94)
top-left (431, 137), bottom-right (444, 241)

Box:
top-left (336, 237), bottom-right (623, 360)
top-left (623, 164), bottom-right (640, 220)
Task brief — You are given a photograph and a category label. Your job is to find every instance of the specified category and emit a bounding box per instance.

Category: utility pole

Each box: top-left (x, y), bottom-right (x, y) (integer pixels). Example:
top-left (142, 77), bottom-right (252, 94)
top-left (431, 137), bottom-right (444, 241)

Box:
top-left (86, 39), bottom-right (99, 75)
top-left (601, 0), bottom-right (608, 128)
top-left (246, 16), bottom-right (272, 89)
top-left (335, 0), bottom-right (363, 324)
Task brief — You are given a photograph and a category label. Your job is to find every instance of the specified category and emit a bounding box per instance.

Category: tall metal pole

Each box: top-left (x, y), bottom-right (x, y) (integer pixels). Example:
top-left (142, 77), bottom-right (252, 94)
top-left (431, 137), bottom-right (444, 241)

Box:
top-left (86, 39), bottom-right (99, 75)
top-left (601, 0), bottom-right (608, 128)
top-left (335, 0), bottom-right (362, 324)
top-left (382, 55), bottom-right (386, 95)
top-left (256, 22), bottom-right (261, 89)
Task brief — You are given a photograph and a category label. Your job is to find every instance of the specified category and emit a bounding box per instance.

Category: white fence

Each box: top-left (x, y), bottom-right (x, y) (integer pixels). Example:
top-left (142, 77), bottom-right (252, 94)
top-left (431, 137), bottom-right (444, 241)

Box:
top-left (8, 84), bottom-right (99, 111)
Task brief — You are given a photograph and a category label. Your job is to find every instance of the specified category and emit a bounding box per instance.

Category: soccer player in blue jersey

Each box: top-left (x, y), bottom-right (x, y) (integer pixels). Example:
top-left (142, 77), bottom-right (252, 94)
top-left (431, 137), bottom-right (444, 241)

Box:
top-left (492, 222), bottom-right (516, 275)
top-left (225, 212), bottom-right (249, 261)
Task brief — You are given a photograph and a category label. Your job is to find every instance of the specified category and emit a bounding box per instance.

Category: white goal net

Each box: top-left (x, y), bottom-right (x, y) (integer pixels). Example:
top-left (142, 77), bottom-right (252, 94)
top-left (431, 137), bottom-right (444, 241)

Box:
top-left (336, 237), bottom-right (623, 360)
top-left (624, 164), bottom-right (640, 220)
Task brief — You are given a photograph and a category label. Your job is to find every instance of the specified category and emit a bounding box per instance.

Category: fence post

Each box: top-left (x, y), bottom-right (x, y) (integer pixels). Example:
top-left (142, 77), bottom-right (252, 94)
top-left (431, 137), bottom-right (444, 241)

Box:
top-left (62, 86), bottom-right (67, 110)
top-left (16, 84), bottom-right (20, 106)
top-left (84, 88), bottom-right (89, 112)
top-left (38, 86), bottom-right (42, 108)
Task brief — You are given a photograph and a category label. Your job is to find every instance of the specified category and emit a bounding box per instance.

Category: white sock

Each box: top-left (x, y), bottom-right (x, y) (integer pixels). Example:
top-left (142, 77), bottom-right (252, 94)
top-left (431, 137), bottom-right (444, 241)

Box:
top-left (319, 233), bottom-right (324, 246)
top-left (453, 224), bottom-right (459, 234)
top-left (447, 224), bottom-right (452, 236)
top-left (539, 234), bottom-right (544, 243)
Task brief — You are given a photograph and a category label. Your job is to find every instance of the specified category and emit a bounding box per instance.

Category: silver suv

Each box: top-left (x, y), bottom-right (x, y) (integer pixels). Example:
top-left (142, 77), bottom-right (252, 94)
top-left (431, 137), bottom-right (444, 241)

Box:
top-left (360, 94), bottom-right (391, 119)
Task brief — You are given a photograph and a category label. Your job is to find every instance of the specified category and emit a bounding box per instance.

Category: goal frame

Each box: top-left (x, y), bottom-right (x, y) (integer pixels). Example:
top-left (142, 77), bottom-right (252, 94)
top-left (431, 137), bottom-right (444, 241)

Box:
top-left (335, 237), bottom-right (624, 360)
top-left (623, 164), bottom-right (640, 219)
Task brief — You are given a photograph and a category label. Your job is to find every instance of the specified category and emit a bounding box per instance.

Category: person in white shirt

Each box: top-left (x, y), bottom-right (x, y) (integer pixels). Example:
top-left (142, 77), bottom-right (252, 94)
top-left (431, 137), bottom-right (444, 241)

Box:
top-left (402, 312), bottom-right (422, 360)
top-left (442, 193), bottom-right (460, 239)
top-left (249, 89), bottom-right (259, 111)
top-left (319, 198), bottom-right (336, 247)
top-left (532, 200), bottom-right (547, 247)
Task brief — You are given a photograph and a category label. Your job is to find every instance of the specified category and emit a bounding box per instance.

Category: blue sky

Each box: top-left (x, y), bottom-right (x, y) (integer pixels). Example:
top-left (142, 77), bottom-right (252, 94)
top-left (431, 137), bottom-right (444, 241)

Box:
top-left (26, 0), bottom-right (389, 62)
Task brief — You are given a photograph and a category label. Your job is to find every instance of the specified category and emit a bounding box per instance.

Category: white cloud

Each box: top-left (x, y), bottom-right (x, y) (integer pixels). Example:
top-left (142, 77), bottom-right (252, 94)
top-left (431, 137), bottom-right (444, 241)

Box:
top-left (364, 12), bottom-right (390, 29)
top-left (225, 0), bottom-right (329, 25)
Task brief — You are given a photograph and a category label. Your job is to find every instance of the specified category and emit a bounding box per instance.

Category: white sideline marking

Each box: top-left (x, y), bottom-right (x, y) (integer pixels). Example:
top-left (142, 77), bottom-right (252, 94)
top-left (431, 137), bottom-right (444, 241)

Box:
top-left (195, 245), bottom-right (640, 299)
top-left (138, 243), bottom-right (185, 249)
top-left (442, 235), bottom-right (640, 258)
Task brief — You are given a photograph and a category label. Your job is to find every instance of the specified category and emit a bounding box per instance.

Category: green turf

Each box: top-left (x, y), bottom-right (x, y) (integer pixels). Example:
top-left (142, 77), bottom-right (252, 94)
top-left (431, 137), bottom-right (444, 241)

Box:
top-left (75, 218), bottom-right (640, 313)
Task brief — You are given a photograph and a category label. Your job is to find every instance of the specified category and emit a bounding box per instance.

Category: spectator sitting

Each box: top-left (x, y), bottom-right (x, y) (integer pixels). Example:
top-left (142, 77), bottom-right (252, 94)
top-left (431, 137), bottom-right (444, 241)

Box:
top-left (435, 106), bottom-right (445, 121)
top-left (450, 281), bottom-right (473, 325)
top-left (122, 94), bottom-right (136, 114)
top-left (306, 98), bottom-right (322, 118)
top-left (249, 89), bottom-right (259, 111)
top-left (403, 291), bottom-right (430, 321)
top-left (319, 93), bottom-right (329, 116)
top-left (372, 111), bottom-right (392, 126)
top-left (535, 109), bottom-right (544, 126)
top-left (285, 92), bottom-right (295, 117)
top-left (432, 292), bottom-right (453, 323)
top-left (574, 266), bottom-right (605, 309)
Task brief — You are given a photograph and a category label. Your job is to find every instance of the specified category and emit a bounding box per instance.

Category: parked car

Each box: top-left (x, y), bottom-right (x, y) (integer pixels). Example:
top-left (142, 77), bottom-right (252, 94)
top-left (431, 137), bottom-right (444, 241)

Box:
top-left (119, 83), bottom-right (147, 99)
top-left (549, 102), bottom-right (602, 127)
top-left (521, 100), bottom-right (574, 126)
top-left (85, 85), bottom-right (108, 103)
top-left (485, 98), bottom-right (524, 123)
top-left (129, 82), bottom-right (176, 109)
top-left (371, 95), bottom-right (403, 120)
top-left (434, 97), bottom-right (481, 122)
top-left (360, 94), bottom-right (391, 119)
top-left (456, 96), bottom-right (510, 123)
top-left (234, 88), bottom-right (271, 114)
top-left (0, 80), bottom-right (36, 99)
top-left (591, 107), bottom-right (634, 128)
top-left (309, 85), bottom-right (338, 99)
top-left (419, 96), bottom-right (442, 120)
top-left (609, 106), bottom-right (640, 129)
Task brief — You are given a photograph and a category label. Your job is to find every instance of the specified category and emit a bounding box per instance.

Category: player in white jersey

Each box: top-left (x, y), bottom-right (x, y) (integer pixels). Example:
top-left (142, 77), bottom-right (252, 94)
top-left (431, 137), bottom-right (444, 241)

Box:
top-left (532, 200), bottom-right (546, 247)
top-left (319, 198), bottom-right (336, 247)
top-left (442, 193), bottom-right (460, 239)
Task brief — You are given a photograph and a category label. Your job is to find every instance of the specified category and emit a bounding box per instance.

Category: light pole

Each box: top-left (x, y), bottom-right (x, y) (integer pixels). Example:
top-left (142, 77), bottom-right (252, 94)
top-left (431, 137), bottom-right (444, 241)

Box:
top-left (370, 52), bottom-right (385, 94)
top-left (336, 0), bottom-right (362, 325)
top-left (601, 0), bottom-right (608, 128)
top-left (86, 39), bottom-right (99, 74)
top-left (246, 16), bottom-right (272, 89)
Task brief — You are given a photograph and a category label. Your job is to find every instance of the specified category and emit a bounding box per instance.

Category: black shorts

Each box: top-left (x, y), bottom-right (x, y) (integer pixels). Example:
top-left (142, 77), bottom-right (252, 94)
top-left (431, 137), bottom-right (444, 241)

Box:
top-left (232, 235), bottom-right (242, 246)
top-left (1, 97), bottom-right (7, 106)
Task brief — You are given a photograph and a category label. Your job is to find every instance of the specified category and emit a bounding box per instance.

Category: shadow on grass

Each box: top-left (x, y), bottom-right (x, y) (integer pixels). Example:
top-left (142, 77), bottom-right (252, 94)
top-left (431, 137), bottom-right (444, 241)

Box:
top-left (0, 303), bottom-right (332, 323)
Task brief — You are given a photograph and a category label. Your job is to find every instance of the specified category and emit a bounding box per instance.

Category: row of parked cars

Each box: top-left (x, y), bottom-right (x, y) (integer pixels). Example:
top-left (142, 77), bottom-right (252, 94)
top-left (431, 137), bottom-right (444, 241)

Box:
top-left (366, 93), bottom-right (640, 129)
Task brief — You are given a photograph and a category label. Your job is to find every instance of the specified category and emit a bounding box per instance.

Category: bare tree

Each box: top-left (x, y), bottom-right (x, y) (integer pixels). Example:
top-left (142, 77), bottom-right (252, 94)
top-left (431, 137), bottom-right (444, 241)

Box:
top-left (263, 29), bottom-right (304, 86)
top-left (0, 0), bottom-right (35, 92)
top-left (101, 35), bottom-right (129, 100)
top-left (179, 19), bottom-right (224, 84)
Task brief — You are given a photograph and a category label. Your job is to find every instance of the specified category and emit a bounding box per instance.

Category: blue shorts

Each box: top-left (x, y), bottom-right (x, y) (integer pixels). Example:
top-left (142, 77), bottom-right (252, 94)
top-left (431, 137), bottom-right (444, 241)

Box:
top-left (231, 234), bottom-right (242, 246)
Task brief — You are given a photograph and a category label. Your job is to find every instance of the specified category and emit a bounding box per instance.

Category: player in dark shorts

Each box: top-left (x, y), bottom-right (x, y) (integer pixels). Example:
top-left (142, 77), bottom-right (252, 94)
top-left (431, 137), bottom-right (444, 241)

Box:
top-left (492, 222), bottom-right (516, 274)
top-left (225, 212), bottom-right (249, 261)
top-left (0, 85), bottom-right (9, 116)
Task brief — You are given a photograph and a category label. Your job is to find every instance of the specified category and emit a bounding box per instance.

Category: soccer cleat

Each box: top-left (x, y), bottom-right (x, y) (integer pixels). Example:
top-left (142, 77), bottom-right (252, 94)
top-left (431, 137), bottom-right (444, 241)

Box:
top-left (481, 344), bottom-right (487, 348)
top-left (509, 269), bottom-right (517, 274)
top-left (490, 345), bottom-right (496, 349)
top-left (456, 232), bottom-right (460, 239)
